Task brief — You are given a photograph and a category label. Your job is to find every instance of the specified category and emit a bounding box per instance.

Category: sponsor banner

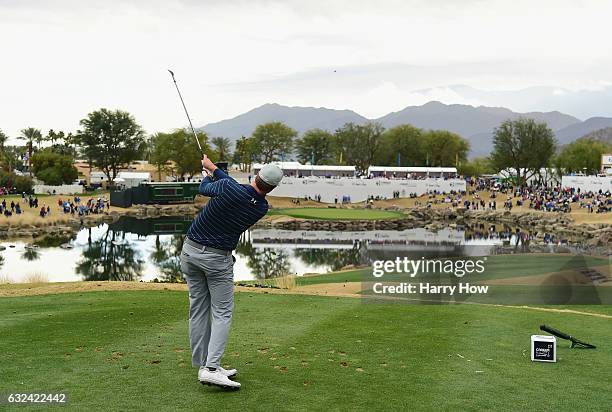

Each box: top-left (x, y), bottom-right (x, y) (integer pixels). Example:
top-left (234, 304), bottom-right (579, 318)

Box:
top-left (273, 177), bottom-right (466, 203)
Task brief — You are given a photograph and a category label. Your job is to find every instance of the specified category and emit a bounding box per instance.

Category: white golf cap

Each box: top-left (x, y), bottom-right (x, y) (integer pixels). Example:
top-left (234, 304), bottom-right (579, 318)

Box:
top-left (258, 164), bottom-right (283, 186)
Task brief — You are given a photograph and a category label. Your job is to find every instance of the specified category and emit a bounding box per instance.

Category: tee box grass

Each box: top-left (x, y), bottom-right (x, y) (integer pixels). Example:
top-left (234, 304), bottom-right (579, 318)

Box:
top-left (1, 290), bottom-right (610, 411)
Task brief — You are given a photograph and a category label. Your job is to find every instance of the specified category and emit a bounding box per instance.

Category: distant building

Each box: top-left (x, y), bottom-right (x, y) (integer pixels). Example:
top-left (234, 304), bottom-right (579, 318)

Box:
top-left (113, 172), bottom-right (151, 188)
top-left (89, 171), bottom-right (109, 186)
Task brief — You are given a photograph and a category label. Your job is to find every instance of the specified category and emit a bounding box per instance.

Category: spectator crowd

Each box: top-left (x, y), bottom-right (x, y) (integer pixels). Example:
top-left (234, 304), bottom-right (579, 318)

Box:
top-left (1, 193), bottom-right (110, 219)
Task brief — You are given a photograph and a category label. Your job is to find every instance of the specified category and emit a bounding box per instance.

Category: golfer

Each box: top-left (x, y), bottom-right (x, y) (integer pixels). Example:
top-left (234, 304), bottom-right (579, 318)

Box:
top-left (180, 155), bottom-right (283, 389)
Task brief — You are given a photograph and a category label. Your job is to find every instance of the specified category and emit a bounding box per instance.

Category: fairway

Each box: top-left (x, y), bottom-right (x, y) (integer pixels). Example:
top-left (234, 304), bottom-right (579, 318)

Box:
top-left (298, 254), bottom-right (612, 285)
top-left (1, 290), bottom-right (610, 411)
top-left (297, 254), bottom-right (612, 305)
top-left (268, 207), bottom-right (405, 220)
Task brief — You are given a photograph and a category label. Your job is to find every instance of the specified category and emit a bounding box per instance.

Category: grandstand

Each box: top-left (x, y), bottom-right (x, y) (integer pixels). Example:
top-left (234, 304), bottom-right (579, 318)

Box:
top-left (367, 166), bottom-right (457, 179)
top-left (252, 162), bottom-right (356, 178)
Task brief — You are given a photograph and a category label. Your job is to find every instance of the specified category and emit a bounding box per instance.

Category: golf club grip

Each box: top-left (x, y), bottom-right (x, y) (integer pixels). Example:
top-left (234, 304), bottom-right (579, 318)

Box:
top-left (540, 324), bottom-right (572, 341)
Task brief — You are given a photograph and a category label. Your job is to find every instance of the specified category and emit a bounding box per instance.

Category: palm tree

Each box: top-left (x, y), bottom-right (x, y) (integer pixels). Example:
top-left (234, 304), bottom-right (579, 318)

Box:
top-left (19, 127), bottom-right (42, 175)
top-left (211, 137), bottom-right (232, 161)
top-left (22, 247), bottom-right (40, 261)
top-left (234, 136), bottom-right (254, 171)
top-left (0, 129), bottom-right (8, 150)
top-left (47, 129), bottom-right (55, 146)
top-left (1, 146), bottom-right (22, 173)
top-left (35, 131), bottom-right (45, 149)
top-left (0, 129), bottom-right (8, 170)
top-left (63, 132), bottom-right (78, 158)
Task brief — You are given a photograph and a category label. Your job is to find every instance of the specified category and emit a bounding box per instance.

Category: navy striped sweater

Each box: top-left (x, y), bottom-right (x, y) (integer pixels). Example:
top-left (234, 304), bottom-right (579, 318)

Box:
top-left (187, 168), bottom-right (268, 251)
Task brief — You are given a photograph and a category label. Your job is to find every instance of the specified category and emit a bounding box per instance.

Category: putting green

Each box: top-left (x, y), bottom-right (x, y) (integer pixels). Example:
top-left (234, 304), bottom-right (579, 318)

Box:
top-left (1, 290), bottom-right (610, 411)
top-left (268, 207), bottom-right (404, 220)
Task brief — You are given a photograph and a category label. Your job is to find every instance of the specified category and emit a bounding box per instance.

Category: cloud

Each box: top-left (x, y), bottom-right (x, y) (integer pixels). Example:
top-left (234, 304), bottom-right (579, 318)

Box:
top-left (1, 0), bottom-right (612, 137)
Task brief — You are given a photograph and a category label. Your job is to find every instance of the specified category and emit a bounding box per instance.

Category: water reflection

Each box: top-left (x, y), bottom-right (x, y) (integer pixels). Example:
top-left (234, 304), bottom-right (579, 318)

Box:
top-left (75, 226), bottom-right (144, 281)
top-left (0, 216), bottom-right (526, 283)
top-left (33, 234), bottom-right (73, 248)
top-left (149, 234), bottom-right (184, 283)
top-left (236, 233), bottom-right (291, 279)
top-left (293, 247), bottom-right (365, 272)
top-left (21, 247), bottom-right (40, 262)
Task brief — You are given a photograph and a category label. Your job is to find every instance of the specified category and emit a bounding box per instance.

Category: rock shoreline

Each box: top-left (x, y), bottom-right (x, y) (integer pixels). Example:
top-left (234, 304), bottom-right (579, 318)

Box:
top-left (256, 207), bottom-right (611, 251)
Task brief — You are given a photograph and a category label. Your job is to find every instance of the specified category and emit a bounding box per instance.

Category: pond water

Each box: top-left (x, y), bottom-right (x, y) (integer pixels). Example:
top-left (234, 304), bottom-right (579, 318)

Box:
top-left (0, 216), bottom-right (526, 283)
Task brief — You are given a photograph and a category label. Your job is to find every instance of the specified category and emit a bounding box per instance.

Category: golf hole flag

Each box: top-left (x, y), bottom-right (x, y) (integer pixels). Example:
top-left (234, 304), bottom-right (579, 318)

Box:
top-left (531, 335), bottom-right (556, 362)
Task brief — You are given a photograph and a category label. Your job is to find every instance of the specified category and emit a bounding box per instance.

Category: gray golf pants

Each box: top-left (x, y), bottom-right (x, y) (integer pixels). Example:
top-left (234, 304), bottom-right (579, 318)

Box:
top-left (180, 241), bottom-right (234, 368)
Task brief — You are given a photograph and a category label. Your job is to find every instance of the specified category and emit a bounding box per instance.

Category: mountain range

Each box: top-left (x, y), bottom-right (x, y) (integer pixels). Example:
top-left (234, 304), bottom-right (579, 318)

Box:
top-left (199, 102), bottom-right (612, 157)
top-left (577, 127), bottom-right (612, 145)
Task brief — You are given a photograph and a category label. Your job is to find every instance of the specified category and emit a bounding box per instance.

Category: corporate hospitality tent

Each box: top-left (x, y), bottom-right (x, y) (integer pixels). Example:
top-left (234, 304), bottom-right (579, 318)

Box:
top-left (253, 162), bottom-right (356, 178)
top-left (367, 166), bottom-right (458, 178)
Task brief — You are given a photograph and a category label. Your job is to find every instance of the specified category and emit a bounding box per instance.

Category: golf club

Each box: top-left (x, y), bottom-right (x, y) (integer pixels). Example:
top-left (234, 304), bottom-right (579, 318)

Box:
top-left (540, 324), bottom-right (596, 349)
top-left (168, 69), bottom-right (204, 155)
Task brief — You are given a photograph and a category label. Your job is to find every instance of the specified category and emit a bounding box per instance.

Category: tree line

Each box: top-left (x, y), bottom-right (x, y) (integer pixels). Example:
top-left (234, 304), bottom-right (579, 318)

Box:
top-left (228, 119), bottom-right (611, 185)
top-left (232, 122), bottom-right (470, 174)
top-left (1, 109), bottom-right (610, 189)
top-left (478, 118), bottom-right (611, 185)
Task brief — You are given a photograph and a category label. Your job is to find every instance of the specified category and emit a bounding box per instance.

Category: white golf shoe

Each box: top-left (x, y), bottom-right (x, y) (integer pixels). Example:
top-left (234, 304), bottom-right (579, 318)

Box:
top-left (199, 366), bottom-right (237, 378)
top-left (218, 366), bottom-right (238, 378)
top-left (198, 368), bottom-right (241, 389)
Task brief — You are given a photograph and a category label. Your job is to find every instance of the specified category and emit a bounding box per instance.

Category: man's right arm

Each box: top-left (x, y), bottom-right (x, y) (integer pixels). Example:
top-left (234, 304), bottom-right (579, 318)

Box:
top-left (209, 167), bottom-right (237, 183)
top-left (199, 177), bottom-right (228, 197)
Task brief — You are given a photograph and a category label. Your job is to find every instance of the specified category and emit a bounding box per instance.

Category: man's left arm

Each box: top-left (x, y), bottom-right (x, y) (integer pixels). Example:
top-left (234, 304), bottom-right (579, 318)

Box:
top-left (199, 155), bottom-right (239, 196)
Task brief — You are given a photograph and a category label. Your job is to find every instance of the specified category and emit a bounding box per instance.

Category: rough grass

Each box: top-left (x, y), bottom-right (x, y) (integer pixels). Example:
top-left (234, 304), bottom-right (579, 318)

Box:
top-left (268, 207), bottom-right (405, 220)
top-left (0, 273), bottom-right (12, 284)
top-left (0, 291), bottom-right (610, 411)
top-left (21, 272), bottom-right (50, 284)
top-left (273, 275), bottom-right (297, 290)
top-left (253, 275), bottom-right (297, 290)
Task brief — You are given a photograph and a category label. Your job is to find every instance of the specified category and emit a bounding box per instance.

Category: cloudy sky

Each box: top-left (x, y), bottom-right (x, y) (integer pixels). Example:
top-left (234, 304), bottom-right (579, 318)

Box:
top-left (1, 0), bottom-right (612, 139)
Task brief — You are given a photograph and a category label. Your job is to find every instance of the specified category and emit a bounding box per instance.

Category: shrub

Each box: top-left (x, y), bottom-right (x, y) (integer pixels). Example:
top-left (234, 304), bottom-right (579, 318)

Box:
top-left (31, 149), bottom-right (78, 185)
top-left (0, 171), bottom-right (34, 193)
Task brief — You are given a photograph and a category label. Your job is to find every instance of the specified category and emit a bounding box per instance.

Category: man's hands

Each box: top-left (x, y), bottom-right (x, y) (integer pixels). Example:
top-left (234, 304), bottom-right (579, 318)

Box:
top-left (201, 155), bottom-right (218, 175)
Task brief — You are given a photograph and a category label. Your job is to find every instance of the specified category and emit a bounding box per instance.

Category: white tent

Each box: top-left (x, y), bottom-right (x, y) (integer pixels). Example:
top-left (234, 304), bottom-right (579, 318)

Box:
top-left (115, 172), bottom-right (151, 188)
top-left (253, 162), bottom-right (356, 177)
top-left (368, 166), bottom-right (457, 178)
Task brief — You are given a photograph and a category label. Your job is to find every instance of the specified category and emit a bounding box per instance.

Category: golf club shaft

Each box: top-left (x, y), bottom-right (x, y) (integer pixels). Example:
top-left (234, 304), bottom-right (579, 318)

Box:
top-left (168, 70), bottom-right (204, 154)
top-left (540, 324), bottom-right (572, 341)
top-left (540, 324), bottom-right (596, 348)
